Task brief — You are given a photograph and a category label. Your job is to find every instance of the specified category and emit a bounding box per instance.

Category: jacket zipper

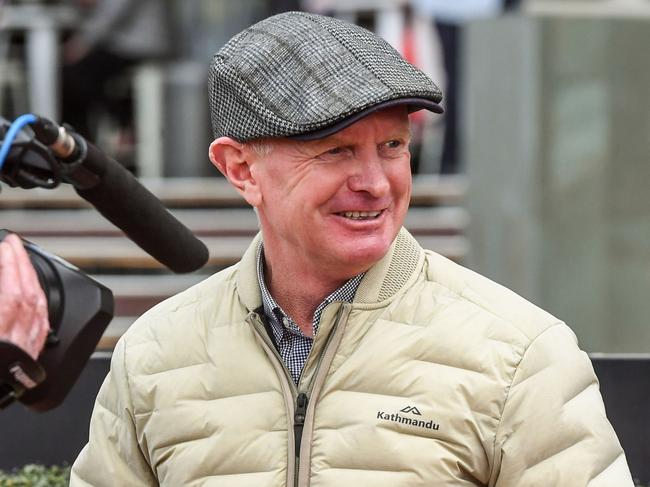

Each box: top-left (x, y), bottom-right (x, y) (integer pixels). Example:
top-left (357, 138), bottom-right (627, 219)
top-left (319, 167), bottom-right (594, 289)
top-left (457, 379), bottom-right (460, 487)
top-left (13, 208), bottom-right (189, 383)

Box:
top-left (294, 305), bottom-right (348, 486)
top-left (250, 306), bottom-right (347, 487)
top-left (294, 392), bottom-right (309, 460)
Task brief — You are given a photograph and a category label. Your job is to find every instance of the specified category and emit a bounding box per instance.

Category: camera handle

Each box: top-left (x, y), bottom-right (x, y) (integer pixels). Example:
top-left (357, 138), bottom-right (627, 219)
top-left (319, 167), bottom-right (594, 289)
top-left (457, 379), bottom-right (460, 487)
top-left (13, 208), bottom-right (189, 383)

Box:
top-left (0, 340), bottom-right (46, 409)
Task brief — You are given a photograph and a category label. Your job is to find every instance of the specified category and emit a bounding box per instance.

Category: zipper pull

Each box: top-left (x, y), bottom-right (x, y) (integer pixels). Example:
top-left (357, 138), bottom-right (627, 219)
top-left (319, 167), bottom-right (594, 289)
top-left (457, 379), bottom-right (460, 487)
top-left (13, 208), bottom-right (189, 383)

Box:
top-left (294, 392), bottom-right (309, 458)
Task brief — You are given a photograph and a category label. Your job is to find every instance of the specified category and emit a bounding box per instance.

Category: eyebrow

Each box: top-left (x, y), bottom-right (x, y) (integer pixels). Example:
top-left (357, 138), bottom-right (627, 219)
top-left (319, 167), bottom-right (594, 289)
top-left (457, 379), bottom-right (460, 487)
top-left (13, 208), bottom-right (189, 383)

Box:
top-left (314, 128), bottom-right (411, 149)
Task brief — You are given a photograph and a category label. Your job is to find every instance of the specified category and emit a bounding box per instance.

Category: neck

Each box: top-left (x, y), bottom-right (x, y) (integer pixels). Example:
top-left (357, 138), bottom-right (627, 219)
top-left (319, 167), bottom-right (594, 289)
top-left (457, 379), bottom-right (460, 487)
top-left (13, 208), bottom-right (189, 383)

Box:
top-left (263, 253), bottom-right (351, 337)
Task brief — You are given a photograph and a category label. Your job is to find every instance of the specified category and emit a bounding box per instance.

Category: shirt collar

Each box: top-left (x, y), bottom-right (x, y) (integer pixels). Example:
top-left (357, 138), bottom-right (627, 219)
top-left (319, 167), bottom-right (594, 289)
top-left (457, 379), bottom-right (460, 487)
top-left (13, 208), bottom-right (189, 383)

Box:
top-left (256, 243), bottom-right (363, 339)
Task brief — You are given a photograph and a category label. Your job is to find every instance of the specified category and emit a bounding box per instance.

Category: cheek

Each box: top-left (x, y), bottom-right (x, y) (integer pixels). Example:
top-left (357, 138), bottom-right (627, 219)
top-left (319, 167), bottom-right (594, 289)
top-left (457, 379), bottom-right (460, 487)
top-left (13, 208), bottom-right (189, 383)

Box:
top-left (303, 167), bottom-right (349, 202)
top-left (388, 162), bottom-right (412, 200)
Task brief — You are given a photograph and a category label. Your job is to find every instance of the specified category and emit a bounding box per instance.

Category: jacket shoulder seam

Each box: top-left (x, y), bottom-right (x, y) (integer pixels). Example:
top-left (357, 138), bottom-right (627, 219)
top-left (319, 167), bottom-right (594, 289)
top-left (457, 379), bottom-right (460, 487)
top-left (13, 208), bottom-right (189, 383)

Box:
top-left (421, 258), bottom-right (556, 343)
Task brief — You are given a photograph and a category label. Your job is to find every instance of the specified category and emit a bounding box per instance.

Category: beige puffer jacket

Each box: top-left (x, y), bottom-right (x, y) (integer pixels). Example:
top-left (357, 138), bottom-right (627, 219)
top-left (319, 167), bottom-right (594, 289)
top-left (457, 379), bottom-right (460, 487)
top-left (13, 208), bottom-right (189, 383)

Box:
top-left (71, 229), bottom-right (633, 486)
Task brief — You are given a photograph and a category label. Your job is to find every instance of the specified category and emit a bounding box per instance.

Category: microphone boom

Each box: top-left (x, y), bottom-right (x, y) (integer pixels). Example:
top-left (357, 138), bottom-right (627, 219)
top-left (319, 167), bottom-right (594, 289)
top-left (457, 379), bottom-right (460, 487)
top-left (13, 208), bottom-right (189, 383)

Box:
top-left (25, 116), bottom-right (210, 273)
top-left (74, 141), bottom-right (210, 273)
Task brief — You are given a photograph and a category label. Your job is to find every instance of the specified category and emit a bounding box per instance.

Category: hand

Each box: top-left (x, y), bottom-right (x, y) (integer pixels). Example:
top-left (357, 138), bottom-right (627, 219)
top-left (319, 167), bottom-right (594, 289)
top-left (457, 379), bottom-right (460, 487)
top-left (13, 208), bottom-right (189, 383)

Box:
top-left (0, 234), bottom-right (50, 360)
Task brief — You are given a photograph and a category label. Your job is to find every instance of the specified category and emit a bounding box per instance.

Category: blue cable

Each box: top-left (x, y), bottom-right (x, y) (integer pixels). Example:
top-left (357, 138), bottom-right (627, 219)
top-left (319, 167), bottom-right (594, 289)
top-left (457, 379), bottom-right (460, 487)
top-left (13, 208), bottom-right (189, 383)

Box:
top-left (0, 113), bottom-right (38, 170)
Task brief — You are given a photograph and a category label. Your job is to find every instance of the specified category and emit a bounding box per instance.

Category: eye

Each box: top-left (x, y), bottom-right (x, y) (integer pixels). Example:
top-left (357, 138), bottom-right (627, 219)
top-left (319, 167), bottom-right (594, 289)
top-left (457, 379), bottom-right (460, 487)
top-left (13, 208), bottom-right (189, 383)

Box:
top-left (326, 146), bottom-right (345, 155)
top-left (317, 146), bottom-right (350, 160)
top-left (382, 140), bottom-right (403, 150)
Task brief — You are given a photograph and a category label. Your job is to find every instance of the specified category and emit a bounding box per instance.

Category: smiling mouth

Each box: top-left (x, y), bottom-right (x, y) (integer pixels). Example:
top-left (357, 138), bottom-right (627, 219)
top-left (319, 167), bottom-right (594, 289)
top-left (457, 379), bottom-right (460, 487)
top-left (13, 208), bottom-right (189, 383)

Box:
top-left (336, 210), bottom-right (384, 220)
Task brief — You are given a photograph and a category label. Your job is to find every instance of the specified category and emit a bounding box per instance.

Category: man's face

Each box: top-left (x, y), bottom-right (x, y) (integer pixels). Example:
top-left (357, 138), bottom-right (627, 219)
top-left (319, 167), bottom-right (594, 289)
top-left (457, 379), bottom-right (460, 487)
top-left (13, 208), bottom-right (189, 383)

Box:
top-left (250, 106), bottom-right (412, 279)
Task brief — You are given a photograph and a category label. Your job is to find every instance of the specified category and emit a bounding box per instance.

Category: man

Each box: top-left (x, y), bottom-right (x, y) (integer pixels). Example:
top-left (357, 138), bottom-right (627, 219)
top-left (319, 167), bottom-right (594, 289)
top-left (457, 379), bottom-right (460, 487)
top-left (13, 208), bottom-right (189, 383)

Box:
top-left (71, 11), bottom-right (633, 486)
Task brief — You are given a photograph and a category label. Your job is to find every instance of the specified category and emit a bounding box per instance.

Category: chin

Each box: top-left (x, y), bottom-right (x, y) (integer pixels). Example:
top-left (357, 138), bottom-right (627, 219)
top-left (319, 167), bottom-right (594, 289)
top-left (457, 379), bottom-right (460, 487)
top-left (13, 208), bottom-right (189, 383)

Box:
top-left (332, 233), bottom-right (395, 270)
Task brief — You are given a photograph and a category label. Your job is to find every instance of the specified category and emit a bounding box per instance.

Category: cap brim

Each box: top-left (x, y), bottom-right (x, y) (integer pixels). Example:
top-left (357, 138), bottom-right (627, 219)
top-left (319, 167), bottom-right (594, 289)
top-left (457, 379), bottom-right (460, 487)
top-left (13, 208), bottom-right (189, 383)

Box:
top-left (289, 97), bottom-right (444, 141)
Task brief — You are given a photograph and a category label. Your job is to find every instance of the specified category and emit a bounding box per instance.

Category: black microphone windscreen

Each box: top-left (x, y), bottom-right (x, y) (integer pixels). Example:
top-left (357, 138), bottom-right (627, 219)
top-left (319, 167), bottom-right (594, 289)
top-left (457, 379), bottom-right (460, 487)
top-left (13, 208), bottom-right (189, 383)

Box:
top-left (75, 142), bottom-right (209, 273)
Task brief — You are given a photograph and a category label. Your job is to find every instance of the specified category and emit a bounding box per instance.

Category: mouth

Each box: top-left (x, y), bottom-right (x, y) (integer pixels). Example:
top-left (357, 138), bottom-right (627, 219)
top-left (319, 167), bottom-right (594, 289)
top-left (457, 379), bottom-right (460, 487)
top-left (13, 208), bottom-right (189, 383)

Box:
top-left (335, 209), bottom-right (384, 220)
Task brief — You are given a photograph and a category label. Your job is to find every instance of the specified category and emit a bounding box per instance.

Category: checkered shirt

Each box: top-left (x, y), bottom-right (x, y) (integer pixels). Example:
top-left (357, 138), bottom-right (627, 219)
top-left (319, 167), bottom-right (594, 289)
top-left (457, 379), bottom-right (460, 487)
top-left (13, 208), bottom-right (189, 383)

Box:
top-left (256, 244), bottom-right (363, 384)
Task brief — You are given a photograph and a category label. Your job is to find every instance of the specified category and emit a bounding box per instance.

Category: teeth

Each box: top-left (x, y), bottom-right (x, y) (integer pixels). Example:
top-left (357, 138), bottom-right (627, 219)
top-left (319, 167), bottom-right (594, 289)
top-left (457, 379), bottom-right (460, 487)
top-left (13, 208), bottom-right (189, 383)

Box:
top-left (340, 210), bottom-right (381, 219)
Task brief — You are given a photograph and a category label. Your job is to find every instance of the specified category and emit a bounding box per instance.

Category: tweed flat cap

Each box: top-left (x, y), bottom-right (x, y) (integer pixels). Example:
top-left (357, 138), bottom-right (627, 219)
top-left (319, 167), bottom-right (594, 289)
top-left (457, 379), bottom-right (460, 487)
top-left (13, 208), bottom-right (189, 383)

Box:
top-left (208, 11), bottom-right (443, 141)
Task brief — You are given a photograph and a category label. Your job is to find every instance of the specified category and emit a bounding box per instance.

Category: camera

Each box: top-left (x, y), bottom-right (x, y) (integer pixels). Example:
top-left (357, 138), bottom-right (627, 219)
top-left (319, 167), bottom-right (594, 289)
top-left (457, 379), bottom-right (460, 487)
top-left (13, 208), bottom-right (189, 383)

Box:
top-left (0, 230), bottom-right (113, 411)
top-left (0, 113), bottom-right (207, 411)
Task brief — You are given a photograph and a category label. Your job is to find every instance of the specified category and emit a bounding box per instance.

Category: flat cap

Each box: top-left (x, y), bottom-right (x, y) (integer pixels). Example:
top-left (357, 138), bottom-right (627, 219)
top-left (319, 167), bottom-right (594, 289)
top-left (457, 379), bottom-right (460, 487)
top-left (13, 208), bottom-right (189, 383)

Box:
top-left (208, 11), bottom-right (443, 141)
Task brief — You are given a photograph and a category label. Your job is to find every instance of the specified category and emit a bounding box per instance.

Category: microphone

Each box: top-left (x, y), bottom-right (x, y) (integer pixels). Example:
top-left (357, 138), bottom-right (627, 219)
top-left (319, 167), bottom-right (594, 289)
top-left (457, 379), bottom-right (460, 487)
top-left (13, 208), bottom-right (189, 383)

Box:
top-left (32, 117), bottom-right (209, 273)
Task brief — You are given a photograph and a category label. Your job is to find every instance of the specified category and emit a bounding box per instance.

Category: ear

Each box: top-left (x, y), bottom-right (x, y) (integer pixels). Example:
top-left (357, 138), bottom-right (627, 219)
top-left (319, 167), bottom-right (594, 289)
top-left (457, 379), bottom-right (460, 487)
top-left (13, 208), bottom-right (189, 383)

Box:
top-left (209, 137), bottom-right (262, 207)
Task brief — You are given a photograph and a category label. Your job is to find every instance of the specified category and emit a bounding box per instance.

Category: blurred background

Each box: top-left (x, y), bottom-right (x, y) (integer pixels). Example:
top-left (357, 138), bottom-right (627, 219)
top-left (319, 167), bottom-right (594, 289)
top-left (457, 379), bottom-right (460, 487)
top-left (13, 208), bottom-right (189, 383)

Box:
top-left (0, 0), bottom-right (648, 482)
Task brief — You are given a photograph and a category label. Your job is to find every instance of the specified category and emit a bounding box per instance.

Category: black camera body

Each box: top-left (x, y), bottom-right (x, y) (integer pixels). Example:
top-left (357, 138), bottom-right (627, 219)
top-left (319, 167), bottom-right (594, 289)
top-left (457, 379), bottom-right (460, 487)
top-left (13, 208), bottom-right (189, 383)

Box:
top-left (0, 230), bottom-right (113, 411)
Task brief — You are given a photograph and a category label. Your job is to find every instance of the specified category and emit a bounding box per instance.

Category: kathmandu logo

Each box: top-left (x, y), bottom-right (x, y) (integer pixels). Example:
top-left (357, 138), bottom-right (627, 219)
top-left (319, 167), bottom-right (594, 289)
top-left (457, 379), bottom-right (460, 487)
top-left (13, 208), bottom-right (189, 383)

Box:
top-left (400, 406), bottom-right (421, 415)
top-left (377, 405), bottom-right (439, 431)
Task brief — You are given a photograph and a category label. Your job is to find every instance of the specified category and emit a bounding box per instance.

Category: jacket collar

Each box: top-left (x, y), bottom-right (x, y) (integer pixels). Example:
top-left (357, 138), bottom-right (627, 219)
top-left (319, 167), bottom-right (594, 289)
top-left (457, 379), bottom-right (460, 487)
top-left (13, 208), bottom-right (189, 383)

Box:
top-left (235, 227), bottom-right (424, 312)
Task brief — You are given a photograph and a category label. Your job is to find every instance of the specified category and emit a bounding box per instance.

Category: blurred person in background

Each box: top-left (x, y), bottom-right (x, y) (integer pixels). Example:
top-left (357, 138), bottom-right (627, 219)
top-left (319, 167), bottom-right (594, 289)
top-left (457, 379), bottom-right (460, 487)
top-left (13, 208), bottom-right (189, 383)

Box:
top-left (61, 0), bottom-right (173, 161)
top-left (71, 11), bottom-right (633, 486)
top-left (0, 234), bottom-right (49, 360)
top-left (410, 0), bottom-right (521, 173)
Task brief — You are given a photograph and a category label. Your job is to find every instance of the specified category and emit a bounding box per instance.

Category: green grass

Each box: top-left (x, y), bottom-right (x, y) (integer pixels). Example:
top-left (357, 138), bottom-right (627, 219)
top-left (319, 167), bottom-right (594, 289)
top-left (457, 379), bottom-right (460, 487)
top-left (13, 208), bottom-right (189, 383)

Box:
top-left (0, 465), bottom-right (70, 487)
top-left (1, 463), bottom-right (646, 486)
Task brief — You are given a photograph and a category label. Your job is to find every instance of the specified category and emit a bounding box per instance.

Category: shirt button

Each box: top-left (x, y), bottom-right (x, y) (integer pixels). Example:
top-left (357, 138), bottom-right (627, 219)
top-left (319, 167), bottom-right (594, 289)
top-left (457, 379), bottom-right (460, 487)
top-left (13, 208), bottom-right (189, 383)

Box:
top-left (282, 317), bottom-right (289, 326)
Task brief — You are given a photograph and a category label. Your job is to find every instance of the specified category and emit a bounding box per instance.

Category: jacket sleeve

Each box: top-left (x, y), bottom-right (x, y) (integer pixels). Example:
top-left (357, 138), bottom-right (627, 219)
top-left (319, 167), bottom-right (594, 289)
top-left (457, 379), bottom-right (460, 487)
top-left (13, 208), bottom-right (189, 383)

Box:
top-left (490, 323), bottom-right (634, 487)
top-left (70, 338), bottom-right (157, 486)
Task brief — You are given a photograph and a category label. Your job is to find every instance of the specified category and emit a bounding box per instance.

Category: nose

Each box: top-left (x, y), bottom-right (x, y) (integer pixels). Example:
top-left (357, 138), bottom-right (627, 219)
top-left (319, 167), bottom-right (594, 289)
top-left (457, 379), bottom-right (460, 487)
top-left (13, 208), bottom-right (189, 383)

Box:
top-left (347, 154), bottom-right (390, 198)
